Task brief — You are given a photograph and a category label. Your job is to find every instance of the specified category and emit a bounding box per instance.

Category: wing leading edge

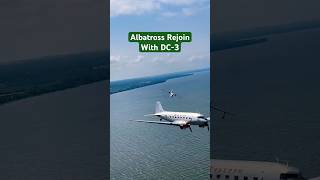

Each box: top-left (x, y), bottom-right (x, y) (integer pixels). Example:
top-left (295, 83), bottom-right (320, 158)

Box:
top-left (133, 120), bottom-right (188, 126)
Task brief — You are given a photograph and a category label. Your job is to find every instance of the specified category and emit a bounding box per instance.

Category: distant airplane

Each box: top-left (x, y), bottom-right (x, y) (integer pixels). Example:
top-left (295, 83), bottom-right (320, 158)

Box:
top-left (168, 90), bottom-right (177, 97)
top-left (133, 101), bottom-right (210, 132)
top-left (210, 159), bottom-right (320, 180)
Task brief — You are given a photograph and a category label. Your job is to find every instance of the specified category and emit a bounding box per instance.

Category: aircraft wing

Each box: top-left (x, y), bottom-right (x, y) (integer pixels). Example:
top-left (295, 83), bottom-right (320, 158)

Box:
top-left (133, 120), bottom-right (188, 126)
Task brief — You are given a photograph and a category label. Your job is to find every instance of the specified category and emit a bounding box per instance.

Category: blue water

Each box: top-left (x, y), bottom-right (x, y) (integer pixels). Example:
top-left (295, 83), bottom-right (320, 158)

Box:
top-left (110, 70), bottom-right (210, 179)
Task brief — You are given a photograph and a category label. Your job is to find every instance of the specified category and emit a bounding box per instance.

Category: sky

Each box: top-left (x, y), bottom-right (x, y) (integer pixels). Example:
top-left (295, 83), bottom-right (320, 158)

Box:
top-left (110, 0), bottom-right (210, 81)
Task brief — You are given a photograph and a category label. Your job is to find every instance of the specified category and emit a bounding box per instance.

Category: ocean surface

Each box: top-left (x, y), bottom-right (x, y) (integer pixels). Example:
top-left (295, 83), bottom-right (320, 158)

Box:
top-left (110, 70), bottom-right (210, 180)
top-left (213, 29), bottom-right (320, 178)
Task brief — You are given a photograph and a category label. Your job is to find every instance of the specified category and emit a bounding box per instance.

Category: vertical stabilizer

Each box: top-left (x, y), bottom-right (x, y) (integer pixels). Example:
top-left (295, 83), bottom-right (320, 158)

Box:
top-left (155, 101), bottom-right (164, 113)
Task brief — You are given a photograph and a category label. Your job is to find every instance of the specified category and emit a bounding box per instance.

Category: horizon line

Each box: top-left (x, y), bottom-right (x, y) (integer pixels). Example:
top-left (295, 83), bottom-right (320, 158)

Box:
top-left (110, 67), bottom-right (209, 83)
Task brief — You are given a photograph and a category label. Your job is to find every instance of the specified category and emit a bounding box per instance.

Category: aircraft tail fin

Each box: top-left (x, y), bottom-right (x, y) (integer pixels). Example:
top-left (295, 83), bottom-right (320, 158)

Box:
top-left (155, 101), bottom-right (164, 113)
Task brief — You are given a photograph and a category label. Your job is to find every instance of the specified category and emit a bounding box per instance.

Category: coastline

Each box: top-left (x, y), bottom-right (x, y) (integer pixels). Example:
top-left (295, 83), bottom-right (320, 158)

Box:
top-left (110, 73), bottom-right (193, 95)
top-left (110, 68), bottom-right (209, 95)
top-left (0, 51), bottom-right (108, 106)
top-left (0, 67), bottom-right (208, 106)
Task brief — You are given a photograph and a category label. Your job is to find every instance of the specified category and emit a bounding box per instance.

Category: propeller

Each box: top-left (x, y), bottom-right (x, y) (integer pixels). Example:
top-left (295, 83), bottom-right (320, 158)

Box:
top-left (189, 126), bottom-right (193, 132)
top-left (204, 121), bottom-right (209, 131)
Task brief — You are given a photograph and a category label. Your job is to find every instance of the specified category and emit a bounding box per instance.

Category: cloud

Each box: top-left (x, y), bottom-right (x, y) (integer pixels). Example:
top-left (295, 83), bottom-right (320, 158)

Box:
top-left (110, 55), bottom-right (121, 64)
top-left (110, 55), bottom-right (130, 64)
top-left (110, 0), bottom-right (160, 17)
top-left (111, 0), bottom-right (209, 17)
top-left (133, 55), bottom-right (144, 63)
top-left (161, 11), bottom-right (178, 17)
top-left (188, 53), bottom-right (209, 62)
top-left (111, 54), bottom-right (180, 66)
top-left (158, 0), bottom-right (197, 6)
top-left (110, 54), bottom-right (145, 65)
top-left (182, 7), bottom-right (196, 16)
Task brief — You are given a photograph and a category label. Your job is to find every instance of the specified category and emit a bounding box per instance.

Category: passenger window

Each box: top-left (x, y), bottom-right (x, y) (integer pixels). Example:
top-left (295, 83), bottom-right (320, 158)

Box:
top-left (253, 177), bottom-right (258, 180)
top-left (225, 175), bottom-right (229, 179)
top-left (216, 174), bottom-right (221, 179)
top-left (243, 177), bottom-right (248, 180)
top-left (234, 176), bottom-right (238, 180)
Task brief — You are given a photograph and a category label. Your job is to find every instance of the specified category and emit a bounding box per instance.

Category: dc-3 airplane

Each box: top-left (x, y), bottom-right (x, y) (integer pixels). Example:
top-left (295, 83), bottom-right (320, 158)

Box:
top-left (168, 90), bottom-right (177, 97)
top-left (134, 101), bottom-right (210, 132)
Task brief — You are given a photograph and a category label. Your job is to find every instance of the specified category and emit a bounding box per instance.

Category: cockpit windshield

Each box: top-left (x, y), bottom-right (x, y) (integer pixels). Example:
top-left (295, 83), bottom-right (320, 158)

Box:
top-left (198, 116), bottom-right (205, 119)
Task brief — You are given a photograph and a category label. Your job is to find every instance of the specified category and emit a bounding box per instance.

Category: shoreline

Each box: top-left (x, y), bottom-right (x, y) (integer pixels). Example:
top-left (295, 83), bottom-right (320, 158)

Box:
top-left (0, 68), bottom-right (209, 106)
top-left (110, 68), bottom-right (209, 95)
top-left (0, 80), bottom-right (106, 106)
top-left (110, 73), bottom-right (193, 95)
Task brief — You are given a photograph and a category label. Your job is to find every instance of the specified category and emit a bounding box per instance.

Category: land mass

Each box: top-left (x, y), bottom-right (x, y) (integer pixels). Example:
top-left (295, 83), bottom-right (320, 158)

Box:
top-left (0, 50), bottom-right (207, 105)
top-left (0, 51), bottom-right (108, 105)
